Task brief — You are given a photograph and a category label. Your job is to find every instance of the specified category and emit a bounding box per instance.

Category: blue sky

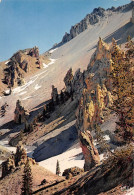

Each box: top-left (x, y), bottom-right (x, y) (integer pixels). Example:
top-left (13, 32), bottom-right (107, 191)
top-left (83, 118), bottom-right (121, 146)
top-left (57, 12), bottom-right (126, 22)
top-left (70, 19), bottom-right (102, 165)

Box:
top-left (0, 0), bottom-right (130, 61)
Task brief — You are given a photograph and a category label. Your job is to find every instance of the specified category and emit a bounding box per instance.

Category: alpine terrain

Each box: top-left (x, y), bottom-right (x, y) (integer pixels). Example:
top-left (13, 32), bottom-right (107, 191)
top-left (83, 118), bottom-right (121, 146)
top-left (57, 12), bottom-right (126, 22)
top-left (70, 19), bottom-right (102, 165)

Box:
top-left (0, 1), bottom-right (134, 195)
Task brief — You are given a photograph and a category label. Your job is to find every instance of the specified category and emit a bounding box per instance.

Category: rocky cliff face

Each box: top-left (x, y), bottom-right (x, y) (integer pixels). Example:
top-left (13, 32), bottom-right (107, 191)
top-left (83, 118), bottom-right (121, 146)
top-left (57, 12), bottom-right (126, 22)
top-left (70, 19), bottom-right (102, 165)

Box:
top-left (64, 68), bottom-right (86, 101)
top-left (62, 38), bottom-right (115, 171)
top-left (64, 68), bottom-right (74, 94)
top-left (75, 36), bottom-right (133, 170)
top-left (3, 46), bottom-right (40, 88)
top-left (73, 38), bottom-right (117, 171)
top-left (62, 2), bottom-right (133, 44)
top-left (62, 7), bottom-right (105, 43)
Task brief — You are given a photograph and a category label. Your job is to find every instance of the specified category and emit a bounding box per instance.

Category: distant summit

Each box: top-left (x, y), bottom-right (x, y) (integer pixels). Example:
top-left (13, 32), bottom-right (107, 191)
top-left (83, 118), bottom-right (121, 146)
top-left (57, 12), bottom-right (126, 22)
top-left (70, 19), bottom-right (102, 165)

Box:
top-left (61, 2), bottom-right (133, 44)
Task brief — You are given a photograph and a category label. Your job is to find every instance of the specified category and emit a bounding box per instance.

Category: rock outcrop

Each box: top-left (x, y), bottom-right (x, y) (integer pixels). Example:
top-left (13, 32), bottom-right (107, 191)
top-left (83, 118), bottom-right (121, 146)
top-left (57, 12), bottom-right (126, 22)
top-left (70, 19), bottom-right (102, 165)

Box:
top-left (27, 46), bottom-right (39, 58)
top-left (75, 37), bottom-right (133, 170)
top-left (62, 7), bottom-right (105, 43)
top-left (75, 38), bottom-right (116, 171)
top-left (14, 100), bottom-right (29, 124)
top-left (3, 46), bottom-right (40, 88)
top-left (64, 68), bottom-right (74, 94)
top-left (62, 2), bottom-right (133, 44)
top-left (1, 144), bottom-right (36, 178)
top-left (63, 67), bottom-right (85, 101)
top-left (1, 154), bottom-right (15, 178)
top-left (15, 145), bottom-right (27, 166)
top-left (80, 131), bottom-right (100, 171)
top-left (61, 38), bottom-right (115, 172)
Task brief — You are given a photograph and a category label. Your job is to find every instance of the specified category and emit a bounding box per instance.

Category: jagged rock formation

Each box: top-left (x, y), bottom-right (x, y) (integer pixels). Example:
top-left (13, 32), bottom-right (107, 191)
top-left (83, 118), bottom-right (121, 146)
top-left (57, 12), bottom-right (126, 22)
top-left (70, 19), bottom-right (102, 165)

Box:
top-left (62, 2), bottom-right (133, 44)
top-left (28, 46), bottom-right (39, 58)
top-left (62, 7), bottom-right (105, 43)
top-left (71, 69), bottom-right (85, 98)
top-left (50, 38), bottom-right (115, 171)
top-left (3, 46), bottom-right (40, 88)
top-left (64, 68), bottom-right (74, 94)
top-left (63, 68), bottom-right (86, 103)
top-left (1, 144), bottom-right (36, 178)
top-left (74, 38), bottom-right (116, 170)
top-left (14, 100), bottom-right (29, 124)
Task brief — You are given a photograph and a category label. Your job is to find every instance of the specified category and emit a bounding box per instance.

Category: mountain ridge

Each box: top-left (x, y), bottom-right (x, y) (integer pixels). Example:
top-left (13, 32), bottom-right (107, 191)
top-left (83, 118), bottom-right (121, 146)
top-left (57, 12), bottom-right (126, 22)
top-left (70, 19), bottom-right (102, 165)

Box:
top-left (51, 1), bottom-right (134, 47)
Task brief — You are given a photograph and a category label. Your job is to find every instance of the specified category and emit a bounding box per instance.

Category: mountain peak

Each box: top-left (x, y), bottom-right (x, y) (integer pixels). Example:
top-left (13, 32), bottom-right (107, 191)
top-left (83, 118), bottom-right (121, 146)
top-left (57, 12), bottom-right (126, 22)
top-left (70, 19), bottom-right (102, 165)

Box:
top-left (61, 2), bottom-right (133, 44)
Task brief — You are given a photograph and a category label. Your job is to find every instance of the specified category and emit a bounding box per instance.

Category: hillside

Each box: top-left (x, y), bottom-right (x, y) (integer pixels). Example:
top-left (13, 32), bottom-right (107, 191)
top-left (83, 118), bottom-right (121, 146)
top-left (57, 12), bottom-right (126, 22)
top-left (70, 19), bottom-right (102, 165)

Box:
top-left (0, 145), bottom-right (64, 195)
top-left (0, 47), bottom-right (50, 96)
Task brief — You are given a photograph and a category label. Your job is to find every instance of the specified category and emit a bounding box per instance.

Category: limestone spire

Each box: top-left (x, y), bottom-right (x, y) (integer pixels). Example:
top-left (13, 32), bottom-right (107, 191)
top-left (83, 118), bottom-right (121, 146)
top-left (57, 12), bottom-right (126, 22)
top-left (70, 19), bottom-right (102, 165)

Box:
top-left (98, 37), bottom-right (103, 50)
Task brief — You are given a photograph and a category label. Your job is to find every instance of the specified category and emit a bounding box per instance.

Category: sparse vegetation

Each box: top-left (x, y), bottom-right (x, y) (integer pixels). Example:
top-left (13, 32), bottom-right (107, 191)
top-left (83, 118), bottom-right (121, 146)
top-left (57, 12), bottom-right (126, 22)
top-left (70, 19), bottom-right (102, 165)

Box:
top-left (110, 39), bottom-right (134, 143)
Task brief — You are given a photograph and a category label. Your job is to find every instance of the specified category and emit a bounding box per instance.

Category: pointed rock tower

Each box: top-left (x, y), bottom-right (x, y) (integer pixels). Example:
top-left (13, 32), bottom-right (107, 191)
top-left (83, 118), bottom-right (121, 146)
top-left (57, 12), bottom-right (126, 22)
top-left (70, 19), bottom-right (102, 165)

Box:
top-left (14, 100), bottom-right (29, 124)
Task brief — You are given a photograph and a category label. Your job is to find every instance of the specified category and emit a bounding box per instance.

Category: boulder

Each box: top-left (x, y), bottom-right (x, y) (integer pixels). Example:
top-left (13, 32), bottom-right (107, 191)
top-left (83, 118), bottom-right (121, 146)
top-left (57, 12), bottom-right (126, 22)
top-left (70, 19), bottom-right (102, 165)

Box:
top-left (62, 166), bottom-right (84, 179)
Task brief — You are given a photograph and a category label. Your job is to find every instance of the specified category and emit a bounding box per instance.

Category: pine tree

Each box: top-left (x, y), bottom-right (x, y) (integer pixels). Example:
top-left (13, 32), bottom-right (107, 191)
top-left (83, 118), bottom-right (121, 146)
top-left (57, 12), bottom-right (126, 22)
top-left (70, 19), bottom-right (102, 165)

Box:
top-left (56, 160), bottom-right (60, 176)
top-left (21, 158), bottom-right (33, 195)
top-left (110, 39), bottom-right (134, 142)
